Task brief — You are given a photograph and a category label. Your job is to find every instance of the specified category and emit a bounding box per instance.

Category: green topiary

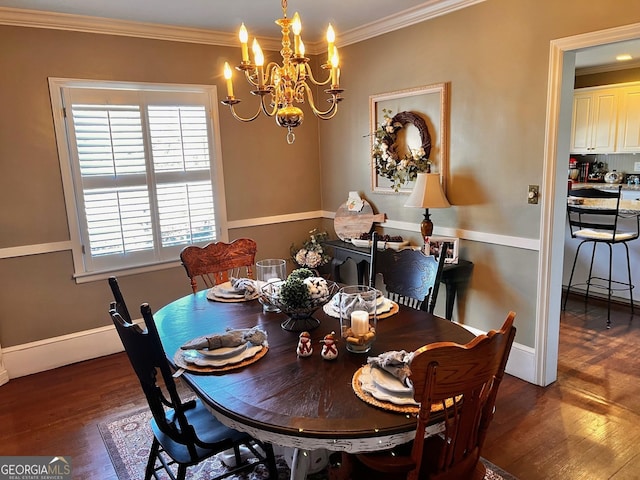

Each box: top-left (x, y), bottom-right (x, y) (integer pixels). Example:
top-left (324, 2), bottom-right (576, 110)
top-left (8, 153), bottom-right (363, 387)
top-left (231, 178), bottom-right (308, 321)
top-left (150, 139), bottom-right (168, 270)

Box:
top-left (279, 276), bottom-right (312, 310)
top-left (288, 267), bottom-right (315, 281)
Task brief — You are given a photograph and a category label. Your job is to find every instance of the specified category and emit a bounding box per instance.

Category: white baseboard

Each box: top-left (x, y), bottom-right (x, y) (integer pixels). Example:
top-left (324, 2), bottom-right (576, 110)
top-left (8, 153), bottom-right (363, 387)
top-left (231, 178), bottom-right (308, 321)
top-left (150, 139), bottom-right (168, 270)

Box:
top-left (2, 324), bottom-right (125, 379)
top-left (456, 323), bottom-right (536, 384)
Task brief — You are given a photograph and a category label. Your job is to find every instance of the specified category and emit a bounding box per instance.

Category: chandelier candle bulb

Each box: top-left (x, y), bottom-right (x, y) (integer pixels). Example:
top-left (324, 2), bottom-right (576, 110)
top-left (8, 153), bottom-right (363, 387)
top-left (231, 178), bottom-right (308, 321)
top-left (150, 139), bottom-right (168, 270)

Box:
top-left (326, 24), bottom-right (335, 62)
top-left (351, 311), bottom-right (369, 336)
top-left (292, 12), bottom-right (301, 56)
top-left (239, 24), bottom-right (249, 62)
top-left (223, 62), bottom-right (234, 97)
top-left (331, 47), bottom-right (339, 87)
top-left (252, 39), bottom-right (265, 87)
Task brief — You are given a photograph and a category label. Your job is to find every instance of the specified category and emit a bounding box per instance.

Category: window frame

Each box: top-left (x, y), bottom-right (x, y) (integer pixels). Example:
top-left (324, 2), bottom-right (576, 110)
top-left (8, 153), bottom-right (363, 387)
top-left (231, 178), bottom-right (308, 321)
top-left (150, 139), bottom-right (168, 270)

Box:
top-left (49, 78), bottom-right (228, 283)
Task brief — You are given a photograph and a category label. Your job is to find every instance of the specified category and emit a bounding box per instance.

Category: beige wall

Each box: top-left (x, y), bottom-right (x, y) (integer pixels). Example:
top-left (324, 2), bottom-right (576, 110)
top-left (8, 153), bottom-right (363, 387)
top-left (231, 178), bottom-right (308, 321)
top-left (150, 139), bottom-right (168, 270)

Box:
top-left (0, 26), bottom-right (321, 347)
top-left (2, 0), bottom-right (640, 353)
top-left (319, 0), bottom-right (640, 345)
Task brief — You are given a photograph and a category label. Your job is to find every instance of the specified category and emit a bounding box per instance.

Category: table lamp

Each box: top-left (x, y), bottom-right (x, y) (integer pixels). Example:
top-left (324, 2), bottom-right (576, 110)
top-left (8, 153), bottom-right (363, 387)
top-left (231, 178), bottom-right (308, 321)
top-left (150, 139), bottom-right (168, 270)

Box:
top-left (404, 172), bottom-right (450, 239)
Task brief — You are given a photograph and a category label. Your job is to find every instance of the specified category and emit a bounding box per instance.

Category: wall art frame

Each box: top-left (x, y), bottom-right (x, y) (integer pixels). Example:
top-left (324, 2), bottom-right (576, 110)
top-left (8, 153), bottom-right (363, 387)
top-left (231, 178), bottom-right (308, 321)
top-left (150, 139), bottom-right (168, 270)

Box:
top-left (425, 236), bottom-right (459, 264)
top-left (370, 83), bottom-right (450, 194)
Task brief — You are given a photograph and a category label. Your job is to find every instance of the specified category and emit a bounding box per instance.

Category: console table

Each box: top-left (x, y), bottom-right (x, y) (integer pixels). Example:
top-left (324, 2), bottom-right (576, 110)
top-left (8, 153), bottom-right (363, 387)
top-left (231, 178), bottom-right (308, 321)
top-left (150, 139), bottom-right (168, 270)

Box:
top-left (324, 239), bottom-right (473, 320)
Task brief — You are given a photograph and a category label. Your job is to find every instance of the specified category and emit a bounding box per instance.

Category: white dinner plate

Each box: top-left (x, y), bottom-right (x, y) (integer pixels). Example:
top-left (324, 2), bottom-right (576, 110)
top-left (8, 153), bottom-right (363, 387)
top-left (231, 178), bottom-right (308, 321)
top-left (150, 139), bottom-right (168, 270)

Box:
top-left (196, 342), bottom-right (248, 359)
top-left (370, 366), bottom-right (413, 396)
top-left (359, 365), bottom-right (418, 406)
top-left (183, 344), bottom-right (263, 367)
top-left (322, 297), bottom-right (395, 318)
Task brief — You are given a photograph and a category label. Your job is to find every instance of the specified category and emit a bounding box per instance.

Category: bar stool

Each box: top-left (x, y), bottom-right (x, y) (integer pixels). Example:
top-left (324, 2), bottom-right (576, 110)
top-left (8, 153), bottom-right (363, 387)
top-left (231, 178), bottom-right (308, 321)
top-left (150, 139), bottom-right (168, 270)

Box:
top-left (563, 185), bottom-right (639, 327)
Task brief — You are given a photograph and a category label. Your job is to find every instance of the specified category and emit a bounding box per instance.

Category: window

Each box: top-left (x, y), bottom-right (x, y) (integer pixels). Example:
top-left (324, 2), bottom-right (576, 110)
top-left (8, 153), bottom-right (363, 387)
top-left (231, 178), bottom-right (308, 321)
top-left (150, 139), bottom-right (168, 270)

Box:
top-left (49, 79), bottom-right (227, 281)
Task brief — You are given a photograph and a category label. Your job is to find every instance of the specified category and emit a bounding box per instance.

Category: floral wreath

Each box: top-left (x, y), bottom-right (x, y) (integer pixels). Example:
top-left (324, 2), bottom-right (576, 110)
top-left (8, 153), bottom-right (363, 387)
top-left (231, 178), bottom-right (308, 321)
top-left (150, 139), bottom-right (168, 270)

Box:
top-left (372, 109), bottom-right (432, 192)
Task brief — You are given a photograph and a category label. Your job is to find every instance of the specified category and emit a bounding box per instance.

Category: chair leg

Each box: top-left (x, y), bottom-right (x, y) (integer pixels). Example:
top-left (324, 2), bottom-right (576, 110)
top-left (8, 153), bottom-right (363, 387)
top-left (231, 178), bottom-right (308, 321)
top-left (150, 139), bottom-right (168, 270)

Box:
top-left (624, 242), bottom-right (635, 315)
top-left (176, 464), bottom-right (187, 480)
top-left (606, 243), bottom-right (613, 329)
top-left (564, 240), bottom-right (586, 310)
top-left (264, 443), bottom-right (278, 479)
top-left (585, 242), bottom-right (598, 305)
top-left (145, 438), bottom-right (161, 480)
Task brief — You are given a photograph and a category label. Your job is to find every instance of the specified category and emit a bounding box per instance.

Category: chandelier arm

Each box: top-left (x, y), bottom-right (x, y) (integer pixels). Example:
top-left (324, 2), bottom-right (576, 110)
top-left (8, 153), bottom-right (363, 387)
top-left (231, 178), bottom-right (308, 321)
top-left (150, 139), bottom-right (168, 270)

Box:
top-left (303, 65), bottom-right (332, 87)
top-left (243, 69), bottom-right (260, 88)
top-left (260, 95), bottom-right (280, 117)
top-left (300, 83), bottom-right (339, 119)
top-left (227, 103), bottom-right (263, 123)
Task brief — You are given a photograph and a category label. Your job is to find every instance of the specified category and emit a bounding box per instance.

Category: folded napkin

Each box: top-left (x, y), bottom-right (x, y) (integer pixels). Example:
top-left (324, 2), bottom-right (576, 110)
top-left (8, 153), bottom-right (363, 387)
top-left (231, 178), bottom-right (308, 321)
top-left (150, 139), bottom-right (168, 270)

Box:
top-left (230, 277), bottom-right (259, 299)
top-left (181, 326), bottom-right (267, 350)
top-left (367, 350), bottom-right (414, 386)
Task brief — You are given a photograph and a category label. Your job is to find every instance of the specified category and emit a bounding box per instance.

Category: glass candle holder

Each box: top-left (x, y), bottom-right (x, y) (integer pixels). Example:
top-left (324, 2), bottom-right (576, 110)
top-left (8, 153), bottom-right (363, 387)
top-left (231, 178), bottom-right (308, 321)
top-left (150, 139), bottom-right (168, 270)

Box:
top-left (338, 285), bottom-right (378, 353)
top-left (256, 259), bottom-right (287, 312)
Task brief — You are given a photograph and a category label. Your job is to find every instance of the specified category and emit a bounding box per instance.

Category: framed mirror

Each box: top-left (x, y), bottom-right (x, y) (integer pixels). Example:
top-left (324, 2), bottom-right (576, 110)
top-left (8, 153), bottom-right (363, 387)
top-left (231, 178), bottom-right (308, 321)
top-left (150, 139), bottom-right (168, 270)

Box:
top-left (370, 83), bottom-right (450, 194)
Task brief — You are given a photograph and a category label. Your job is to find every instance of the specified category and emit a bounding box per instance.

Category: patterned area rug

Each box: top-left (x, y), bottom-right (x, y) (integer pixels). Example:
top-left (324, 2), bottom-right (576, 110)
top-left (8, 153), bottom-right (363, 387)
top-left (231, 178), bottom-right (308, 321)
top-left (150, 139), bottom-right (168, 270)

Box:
top-left (98, 407), bottom-right (517, 480)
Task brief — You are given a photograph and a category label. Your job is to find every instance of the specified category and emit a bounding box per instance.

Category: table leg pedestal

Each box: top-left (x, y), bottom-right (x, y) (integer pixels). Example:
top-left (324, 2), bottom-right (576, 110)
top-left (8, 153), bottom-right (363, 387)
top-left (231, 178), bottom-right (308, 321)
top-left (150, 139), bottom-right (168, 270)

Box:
top-left (284, 447), bottom-right (329, 480)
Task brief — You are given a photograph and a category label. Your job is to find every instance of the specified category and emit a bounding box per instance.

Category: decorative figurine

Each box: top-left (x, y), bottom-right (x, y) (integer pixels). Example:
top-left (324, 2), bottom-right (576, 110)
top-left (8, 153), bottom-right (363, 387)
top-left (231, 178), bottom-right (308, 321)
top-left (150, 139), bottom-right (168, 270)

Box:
top-left (320, 331), bottom-right (338, 360)
top-left (297, 331), bottom-right (313, 357)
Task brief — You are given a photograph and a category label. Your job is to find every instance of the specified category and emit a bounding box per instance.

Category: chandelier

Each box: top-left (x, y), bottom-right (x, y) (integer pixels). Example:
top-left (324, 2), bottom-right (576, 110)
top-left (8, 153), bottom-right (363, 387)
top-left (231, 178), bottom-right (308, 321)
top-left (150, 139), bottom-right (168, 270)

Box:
top-left (221, 0), bottom-right (344, 144)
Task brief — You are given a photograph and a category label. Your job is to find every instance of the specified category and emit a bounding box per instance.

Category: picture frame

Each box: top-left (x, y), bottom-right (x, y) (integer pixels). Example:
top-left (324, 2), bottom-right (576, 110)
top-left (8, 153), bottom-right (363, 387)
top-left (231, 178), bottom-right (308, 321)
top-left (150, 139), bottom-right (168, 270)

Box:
top-left (426, 236), bottom-right (459, 264)
top-left (370, 83), bottom-right (450, 194)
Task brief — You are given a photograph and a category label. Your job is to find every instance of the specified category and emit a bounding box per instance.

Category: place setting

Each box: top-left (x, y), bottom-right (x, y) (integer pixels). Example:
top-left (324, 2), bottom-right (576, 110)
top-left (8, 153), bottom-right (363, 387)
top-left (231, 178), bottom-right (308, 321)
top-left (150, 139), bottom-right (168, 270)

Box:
top-left (173, 325), bottom-right (269, 373)
top-left (323, 288), bottom-right (399, 320)
top-left (206, 277), bottom-right (260, 302)
top-left (352, 350), bottom-right (420, 414)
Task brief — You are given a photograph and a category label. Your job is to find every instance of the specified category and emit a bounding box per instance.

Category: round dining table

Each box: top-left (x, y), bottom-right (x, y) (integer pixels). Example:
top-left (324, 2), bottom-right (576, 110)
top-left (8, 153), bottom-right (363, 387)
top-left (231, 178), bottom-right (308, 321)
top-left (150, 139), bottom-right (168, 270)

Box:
top-left (153, 290), bottom-right (475, 479)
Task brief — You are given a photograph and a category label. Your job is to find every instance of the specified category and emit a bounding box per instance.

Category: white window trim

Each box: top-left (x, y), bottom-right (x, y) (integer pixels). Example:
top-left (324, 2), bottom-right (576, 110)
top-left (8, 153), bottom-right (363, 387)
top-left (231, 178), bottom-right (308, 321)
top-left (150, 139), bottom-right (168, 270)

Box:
top-left (49, 77), bottom-right (228, 283)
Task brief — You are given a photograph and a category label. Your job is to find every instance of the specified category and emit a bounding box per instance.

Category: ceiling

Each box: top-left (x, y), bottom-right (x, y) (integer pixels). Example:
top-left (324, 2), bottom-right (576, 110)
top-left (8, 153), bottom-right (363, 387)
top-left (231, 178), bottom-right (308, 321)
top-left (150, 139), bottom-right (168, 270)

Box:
top-left (0, 0), bottom-right (476, 43)
top-left (0, 0), bottom-right (639, 69)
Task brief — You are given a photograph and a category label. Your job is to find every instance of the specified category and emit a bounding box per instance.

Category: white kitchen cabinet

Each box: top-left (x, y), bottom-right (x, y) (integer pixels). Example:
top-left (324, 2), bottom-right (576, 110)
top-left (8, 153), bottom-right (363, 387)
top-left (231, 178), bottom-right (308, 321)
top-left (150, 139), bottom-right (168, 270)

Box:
top-left (570, 88), bottom-right (618, 154)
top-left (616, 86), bottom-right (640, 153)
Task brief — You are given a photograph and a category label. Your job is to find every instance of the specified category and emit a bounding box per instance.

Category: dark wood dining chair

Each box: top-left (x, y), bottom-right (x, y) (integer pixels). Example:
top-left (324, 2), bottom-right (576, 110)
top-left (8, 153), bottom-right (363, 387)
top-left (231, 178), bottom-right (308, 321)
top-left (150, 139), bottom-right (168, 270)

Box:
top-left (109, 301), bottom-right (277, 480)
top-left (108, 276), bottom-right (132, 323)
top-left (180, 238), bottom-right (257, 293)
top-left (377, 244), bottom-right (447, 313)
top-left (350, 312), bottom-right (517, 480)
top-left (563, 185), bottom-right (639, 327)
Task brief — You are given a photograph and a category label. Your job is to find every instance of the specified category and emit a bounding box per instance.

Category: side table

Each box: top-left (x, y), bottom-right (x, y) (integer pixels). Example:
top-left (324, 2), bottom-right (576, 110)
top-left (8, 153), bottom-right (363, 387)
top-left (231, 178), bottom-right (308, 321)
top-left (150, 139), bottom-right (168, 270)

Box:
top-left (324, 239), bottom-right (473, 320)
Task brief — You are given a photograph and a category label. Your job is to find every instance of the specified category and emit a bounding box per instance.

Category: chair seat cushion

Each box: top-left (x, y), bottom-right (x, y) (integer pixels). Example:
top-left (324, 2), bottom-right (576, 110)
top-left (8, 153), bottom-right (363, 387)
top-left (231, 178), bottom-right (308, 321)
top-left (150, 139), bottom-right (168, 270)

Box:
top-left (575, 229), bottom-right (638, 241)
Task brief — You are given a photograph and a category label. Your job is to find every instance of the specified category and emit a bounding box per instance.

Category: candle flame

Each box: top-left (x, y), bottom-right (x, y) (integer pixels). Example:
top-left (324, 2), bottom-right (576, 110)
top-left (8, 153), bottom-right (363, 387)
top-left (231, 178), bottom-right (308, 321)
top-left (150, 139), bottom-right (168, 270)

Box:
top-left (239, 23), bottom-right (248, 43)
top-left (292, 12), bottom-right (301, 35)
top-left (223, 62), bottom-right (232, 80)
top-left (252, 39), bottom-right (264, 66)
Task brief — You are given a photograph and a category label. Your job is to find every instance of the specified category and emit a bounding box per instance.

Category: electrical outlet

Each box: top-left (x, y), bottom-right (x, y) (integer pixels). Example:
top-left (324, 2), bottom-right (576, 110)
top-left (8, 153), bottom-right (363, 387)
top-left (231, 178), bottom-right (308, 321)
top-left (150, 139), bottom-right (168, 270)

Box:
top-left (528, 185), bottom-right (539, 204)
top-left (634, 162), bottom-right (640, 172)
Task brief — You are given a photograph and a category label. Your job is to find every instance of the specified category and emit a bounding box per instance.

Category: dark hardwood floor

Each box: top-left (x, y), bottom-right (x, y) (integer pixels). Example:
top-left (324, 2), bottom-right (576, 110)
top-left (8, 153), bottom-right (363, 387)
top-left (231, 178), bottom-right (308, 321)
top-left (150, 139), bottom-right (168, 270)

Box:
top-left (0, 296), bottom-right (638, 479)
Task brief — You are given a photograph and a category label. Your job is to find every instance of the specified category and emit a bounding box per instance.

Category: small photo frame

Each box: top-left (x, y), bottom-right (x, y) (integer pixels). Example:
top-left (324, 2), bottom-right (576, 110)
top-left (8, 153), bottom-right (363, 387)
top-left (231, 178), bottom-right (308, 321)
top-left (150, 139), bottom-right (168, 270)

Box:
top-left (426, 236), bottom-right (459, 264)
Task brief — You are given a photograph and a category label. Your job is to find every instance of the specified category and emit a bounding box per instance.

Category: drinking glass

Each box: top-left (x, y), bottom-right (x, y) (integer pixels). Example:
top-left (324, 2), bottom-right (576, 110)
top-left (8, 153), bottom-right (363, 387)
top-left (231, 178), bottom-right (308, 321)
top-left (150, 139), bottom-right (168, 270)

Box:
top-left (338, 285), bottom-right (378, 353)
top-left (256, 259), bottom-right (287, 312)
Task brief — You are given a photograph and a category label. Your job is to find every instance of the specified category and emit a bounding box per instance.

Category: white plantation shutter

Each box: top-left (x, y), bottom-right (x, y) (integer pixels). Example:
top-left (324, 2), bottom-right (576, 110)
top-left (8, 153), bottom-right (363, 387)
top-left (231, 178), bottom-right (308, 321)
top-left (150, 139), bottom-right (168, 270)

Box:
top-left (52, 81), bottom-right (225, 277)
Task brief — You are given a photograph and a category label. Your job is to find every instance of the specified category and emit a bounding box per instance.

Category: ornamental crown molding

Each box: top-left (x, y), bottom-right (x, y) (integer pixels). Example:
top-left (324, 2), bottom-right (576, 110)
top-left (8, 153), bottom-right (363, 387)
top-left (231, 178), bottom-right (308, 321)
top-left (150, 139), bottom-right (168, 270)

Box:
top-left (0, 0), bottom-right (484, 53)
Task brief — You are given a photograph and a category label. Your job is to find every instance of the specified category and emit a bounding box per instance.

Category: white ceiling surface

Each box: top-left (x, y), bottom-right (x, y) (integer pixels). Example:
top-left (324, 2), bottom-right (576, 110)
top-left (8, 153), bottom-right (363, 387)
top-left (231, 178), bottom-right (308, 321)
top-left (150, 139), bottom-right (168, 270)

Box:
top-left (0, 0), bottom-right (638, 68)
top-left (0, 0), bottom-right (472, 43)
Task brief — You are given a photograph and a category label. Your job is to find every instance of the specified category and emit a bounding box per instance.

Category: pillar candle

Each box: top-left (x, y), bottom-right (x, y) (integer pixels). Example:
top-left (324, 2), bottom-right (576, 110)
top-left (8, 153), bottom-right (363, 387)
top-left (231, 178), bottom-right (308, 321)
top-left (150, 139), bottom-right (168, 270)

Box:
top-left (351, 311), bottom-right (369, 336)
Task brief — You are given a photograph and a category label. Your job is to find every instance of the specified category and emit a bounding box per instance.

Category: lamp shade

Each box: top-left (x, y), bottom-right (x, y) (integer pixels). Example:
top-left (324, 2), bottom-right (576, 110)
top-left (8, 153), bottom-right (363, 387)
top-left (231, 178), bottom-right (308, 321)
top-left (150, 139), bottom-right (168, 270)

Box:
top-left (404, 173), bottom-right (450, 209)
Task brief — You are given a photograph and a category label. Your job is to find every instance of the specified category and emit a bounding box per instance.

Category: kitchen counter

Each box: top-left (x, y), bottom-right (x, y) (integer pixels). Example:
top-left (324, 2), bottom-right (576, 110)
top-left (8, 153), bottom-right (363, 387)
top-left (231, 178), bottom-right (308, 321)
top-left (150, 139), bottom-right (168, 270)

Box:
top-left (568, 197), bottom-right (640, 215)
top-left (570, 182), bottom-right (640, 192)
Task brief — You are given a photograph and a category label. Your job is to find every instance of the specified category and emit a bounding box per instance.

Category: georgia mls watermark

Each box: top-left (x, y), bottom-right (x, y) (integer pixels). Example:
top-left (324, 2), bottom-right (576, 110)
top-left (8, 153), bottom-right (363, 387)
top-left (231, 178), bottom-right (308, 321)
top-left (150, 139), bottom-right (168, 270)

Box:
top-left (0, 456), bottom-right (71, 480)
